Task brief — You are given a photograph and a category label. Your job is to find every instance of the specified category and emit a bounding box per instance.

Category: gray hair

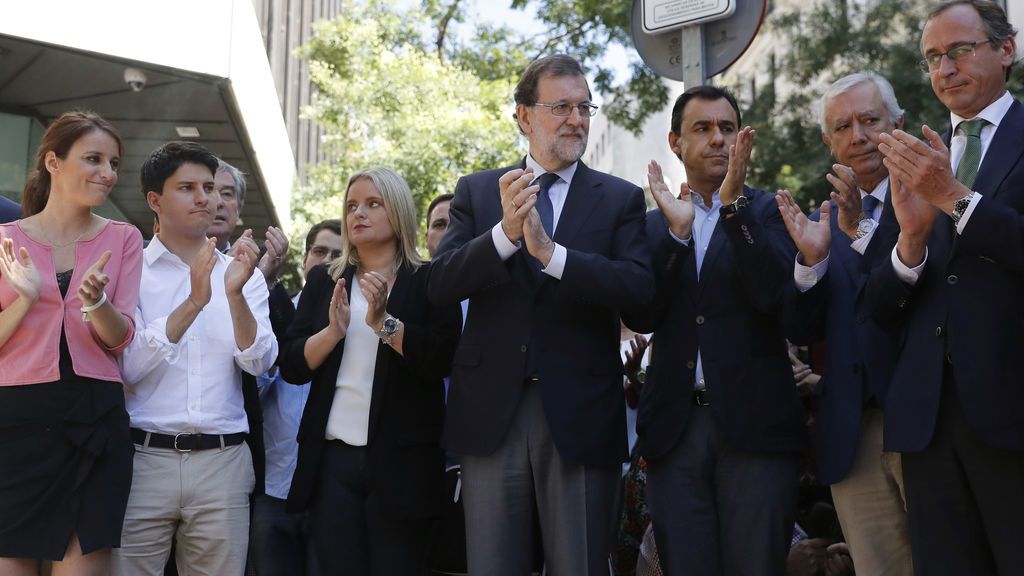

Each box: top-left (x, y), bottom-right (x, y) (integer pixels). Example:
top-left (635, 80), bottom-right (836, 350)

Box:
top-left (216, 160), bottom-right (247, 204)
top-left (818, 73), bottom-right (905, 135)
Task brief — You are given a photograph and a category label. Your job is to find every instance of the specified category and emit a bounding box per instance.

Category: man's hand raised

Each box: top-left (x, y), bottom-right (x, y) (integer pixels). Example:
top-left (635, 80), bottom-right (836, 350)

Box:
top-left (499, 168), bottom-right (539, 243)
top-left (648, 160), bottom-right (694, 241)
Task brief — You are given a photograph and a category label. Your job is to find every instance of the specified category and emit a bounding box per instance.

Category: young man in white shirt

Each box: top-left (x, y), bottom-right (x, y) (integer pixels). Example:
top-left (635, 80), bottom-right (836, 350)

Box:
top-left (112, 141), bottom-right (277, 576)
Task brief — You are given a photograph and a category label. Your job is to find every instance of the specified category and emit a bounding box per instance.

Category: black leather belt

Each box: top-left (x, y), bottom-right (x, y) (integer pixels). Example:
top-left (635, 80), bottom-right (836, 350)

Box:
top-left (131, 428), bottom-right (246, 452)
top-left (694, 389), bottom-right (710, 407)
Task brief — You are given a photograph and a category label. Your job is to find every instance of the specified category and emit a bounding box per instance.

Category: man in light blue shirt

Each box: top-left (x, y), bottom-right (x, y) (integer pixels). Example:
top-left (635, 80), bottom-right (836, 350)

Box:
top-left (251, 219), bottom-right (341, 576)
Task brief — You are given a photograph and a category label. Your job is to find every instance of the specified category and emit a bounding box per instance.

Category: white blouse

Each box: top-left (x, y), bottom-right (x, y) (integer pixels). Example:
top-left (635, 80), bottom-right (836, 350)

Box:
top-left (325, 284), bottom-right (379, 445)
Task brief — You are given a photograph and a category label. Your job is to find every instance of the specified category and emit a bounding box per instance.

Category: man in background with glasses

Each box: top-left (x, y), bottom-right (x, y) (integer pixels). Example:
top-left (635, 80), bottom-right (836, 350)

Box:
top-left (428, 54), bottom-right (653, 575)
top-left (868, 1), bottom-right (1024, 573)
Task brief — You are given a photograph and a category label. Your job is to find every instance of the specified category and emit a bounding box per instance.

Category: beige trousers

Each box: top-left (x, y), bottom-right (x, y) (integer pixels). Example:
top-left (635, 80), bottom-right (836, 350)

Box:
top-left (110, 441), bottom-right (255, 576)
top-left (830, 408), bottom-right (913, 576)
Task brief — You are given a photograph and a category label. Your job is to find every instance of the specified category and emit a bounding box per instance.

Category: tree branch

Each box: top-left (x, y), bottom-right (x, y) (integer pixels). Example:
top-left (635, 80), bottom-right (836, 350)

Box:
top-left (436, 0), bottom-right (461, 62)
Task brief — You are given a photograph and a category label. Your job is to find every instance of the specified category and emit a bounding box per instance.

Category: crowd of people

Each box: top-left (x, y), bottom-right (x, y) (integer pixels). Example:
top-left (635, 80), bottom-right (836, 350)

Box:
top-left (0, 1), bottom-right (1021, 575)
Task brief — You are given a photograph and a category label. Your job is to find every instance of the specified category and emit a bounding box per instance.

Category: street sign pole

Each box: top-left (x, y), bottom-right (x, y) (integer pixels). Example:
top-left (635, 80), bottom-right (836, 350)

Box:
top-left (680, 25), bottom-right (706, 88)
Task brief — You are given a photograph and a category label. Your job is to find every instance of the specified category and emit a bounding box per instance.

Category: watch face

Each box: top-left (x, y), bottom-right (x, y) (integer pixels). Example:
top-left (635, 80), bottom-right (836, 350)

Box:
top-left (857, 218), bottom-right (873, 238)
top-left (735, 195), bottom-right (749, 208)
top-left (383, 317), bottom-right (398, 333)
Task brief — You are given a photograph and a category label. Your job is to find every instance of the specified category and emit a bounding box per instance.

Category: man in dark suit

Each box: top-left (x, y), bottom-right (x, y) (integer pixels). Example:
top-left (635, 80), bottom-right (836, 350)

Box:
top-left (428, 54), bottom-right (654, 575)
top-left (0, 196), bottom-right (20, 223)
top-left (625, 86), bottom-right (804, 576)
top-left (869, 1), bottom-right (1024, 573)
top-left (776, 73), bottom-right (912, 575)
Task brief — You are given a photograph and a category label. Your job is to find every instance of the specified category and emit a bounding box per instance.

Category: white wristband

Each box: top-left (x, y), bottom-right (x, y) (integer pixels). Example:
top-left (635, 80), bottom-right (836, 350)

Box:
top-left (81, 291), bottom-right (108, 322)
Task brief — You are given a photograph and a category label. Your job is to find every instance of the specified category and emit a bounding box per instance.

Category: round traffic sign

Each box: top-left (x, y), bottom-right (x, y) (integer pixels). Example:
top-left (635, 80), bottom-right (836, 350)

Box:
top-left (630, 0), bottom-right (767, 81)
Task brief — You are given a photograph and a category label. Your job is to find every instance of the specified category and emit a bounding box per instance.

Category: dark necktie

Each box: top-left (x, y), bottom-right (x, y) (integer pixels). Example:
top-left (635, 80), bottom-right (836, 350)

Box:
top-left (535, 172), bottom-right (560, 237)
top-left (861, 194), bottom-right (879, 219)
top-left (955, 119), bottom-right (986, 188)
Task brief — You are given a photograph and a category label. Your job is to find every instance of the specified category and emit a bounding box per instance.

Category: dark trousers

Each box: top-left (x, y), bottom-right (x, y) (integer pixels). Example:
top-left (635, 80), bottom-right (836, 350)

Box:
top-left (645, 405), bottom-right (799, 576)
top-left (902, 372), bottom-right (1024, 576)
top-left (310, 441), bottom-right (431, 576)
top-left (251, 494), bottom-right (317, 576)
top-left (460, 382), bottom-right (619, 576)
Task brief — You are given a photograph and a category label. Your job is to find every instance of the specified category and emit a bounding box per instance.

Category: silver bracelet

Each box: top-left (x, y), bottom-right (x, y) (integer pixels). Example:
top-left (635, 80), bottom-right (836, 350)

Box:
top-left (81, 291), bottom-right (108, 322)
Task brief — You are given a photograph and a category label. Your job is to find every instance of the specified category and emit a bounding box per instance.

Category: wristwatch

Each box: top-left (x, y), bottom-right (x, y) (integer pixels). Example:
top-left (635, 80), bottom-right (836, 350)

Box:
top-left (375, 314), bottom-right (401, 345)
top-left (854, 216), bottom-right (874, 240)
top-left (720, 195), bottom-right (749, 216)
top-left (951, 192), bottom-right (976, 225)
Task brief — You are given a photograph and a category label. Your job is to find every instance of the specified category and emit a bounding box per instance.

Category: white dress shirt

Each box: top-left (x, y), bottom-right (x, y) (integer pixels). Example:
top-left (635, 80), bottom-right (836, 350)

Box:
top-left (891, 90), bottom-right (1013, 284)
top-left (120, 235), bottom-right (277, 435)
top-left (325, 283), bottom-right (379, 446)
top-left (490, 155), bottom-right (577, 279)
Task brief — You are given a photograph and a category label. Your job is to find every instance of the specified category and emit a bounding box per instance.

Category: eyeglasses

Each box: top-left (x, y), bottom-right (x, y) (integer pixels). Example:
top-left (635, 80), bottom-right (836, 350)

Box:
top-left (309, 246), bottom-right (342, 260)
top-left (919, 39), bottom-right (997, 73)
top-left (533, 101), bottom-right (599, 117)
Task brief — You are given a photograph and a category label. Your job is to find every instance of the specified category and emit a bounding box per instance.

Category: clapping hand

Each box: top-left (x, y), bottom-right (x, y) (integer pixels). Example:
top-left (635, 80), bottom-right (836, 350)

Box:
top-left (776, 190), bottom-right (830, 267)
top-left (648, 160), bottom-right (694, 240)
top-left (78, 250), bottom-right (112, 307)
top-left (225, 229), bottom-right (259, 295)
top-left (0, 238), bottom-right (41, 303)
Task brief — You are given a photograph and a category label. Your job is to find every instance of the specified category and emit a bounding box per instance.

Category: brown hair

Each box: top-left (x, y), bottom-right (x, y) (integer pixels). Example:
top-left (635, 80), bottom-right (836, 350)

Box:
top-left (22, 110), bottom-right (124, 217)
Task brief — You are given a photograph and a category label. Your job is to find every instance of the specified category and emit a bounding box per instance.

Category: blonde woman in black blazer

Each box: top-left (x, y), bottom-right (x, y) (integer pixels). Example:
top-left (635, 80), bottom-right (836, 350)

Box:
top-left (279, 168), bottom-right (461, 575)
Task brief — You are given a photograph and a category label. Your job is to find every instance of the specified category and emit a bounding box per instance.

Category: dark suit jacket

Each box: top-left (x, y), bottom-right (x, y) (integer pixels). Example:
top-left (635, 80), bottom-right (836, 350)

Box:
top-left (785, 194), bottom-right (901, 484)
top-left (427, 160), bottom-right (654, 466)
top-left (625, 187), bottom-right (806, 461)
top-left (865, 98), bottom-right (1024, 453)
top-left (0, 196), bottom-right (20, 223)
top-left (280, 263), bottom-right (461, 518)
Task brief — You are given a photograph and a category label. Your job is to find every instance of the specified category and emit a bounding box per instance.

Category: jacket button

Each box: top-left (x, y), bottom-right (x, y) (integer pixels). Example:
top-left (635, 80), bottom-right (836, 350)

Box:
top-left (935, 326), bottom-right (943, 337)
top-left (686, 361), bottom-right (695, 370)
top-left (520, 345), bottom-right (527, 353)
top-left (695, 315), bottom-right (705, 325)
top-left (947, 274), bottom-right (958, 285)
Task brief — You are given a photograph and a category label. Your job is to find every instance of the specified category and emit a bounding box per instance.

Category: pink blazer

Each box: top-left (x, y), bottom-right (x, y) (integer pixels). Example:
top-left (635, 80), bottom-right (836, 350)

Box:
top-left (0, 220), bottom-right (143, 385)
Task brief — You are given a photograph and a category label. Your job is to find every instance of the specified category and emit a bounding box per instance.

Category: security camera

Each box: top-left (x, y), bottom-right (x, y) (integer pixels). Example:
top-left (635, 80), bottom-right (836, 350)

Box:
top-left (124, 67), bottom-right (147, 92)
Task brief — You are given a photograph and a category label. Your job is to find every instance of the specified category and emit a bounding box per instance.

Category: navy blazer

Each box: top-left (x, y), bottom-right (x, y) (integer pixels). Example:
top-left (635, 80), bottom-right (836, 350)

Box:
top-left (280, 263), bottom-right (462, 517)
top-left (785, 193), bottom-right (901, 484)
top-left (0, 196), bottom-right (20, 223)
top-left (427, 160), bottom-right (654, 466)
top-left (625, 187), bottom-right (806, 461)
top-left (864, 98), bottom-right (1024, 453)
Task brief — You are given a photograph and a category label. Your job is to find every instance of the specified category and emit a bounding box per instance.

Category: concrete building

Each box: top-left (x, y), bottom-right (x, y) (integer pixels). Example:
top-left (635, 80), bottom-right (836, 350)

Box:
top-left (584, 79), bottom-right (688, 206)
top-left (0, 0), bottom-right (340, 239)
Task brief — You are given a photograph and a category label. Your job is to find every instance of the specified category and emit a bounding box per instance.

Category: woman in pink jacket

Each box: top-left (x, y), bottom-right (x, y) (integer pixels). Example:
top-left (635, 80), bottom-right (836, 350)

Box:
top-left (0, 111), bottom-right (142, 576)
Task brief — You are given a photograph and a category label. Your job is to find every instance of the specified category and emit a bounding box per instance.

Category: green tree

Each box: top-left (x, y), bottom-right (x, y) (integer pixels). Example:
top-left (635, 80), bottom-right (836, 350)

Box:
top-left (285, 0), bottom-right (525, 289)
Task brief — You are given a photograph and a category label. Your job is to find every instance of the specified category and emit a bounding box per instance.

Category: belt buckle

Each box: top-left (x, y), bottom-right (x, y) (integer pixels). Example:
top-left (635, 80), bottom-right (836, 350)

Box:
top-left (173, 432), bottom-right (194, 453)
top-left (694, 389), bottom-right (710, 407)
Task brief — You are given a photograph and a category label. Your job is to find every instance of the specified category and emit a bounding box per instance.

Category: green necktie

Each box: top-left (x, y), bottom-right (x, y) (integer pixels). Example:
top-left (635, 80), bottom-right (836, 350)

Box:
top-left (955, 119), bottom-right (986, 188)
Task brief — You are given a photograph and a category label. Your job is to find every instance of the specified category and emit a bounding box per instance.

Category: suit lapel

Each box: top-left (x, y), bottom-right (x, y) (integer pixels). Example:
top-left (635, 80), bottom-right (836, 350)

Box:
top-left (696, 188), bottom-right (742, 299)
top-left (365, 265), bottom-right (412, 442)
top-left (553, 162), bottom-right (603, 244)
top-left (973, 100), bottom-right (1024, 201)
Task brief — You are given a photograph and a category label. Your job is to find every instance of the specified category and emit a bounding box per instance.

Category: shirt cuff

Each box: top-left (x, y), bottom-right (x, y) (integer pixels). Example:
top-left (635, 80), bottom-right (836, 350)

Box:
top-left (849, 219), bottom-right (878, 255)
top-left (668, 228), bottom-right (692, 246)
top-left (794, 253), bottom-right (830, 292)
top-left (542, 244), bottom-right (567, 279)
top-left (146, 316), bottom-right (182, 364)
top-left (491, 222), bottom-right (520, 261)
top-left (955, 192), bottom-right (983, 235)
top-left (891, 245), bottom-right (928, 285)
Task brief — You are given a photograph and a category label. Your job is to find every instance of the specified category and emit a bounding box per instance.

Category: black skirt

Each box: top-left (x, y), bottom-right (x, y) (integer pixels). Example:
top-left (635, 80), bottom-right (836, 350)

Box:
top-left (0, 378), bottom-right (133, 560)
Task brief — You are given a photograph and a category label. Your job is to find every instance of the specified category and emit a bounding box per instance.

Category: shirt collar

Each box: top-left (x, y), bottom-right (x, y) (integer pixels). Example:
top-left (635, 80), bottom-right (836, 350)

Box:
top-left (144, 234), bottom-right (172, 266)
top-left (525, 154), bottom-right (578, 187)
top-left (861, 176), bottom-right (890, 203)
top-left (690, 189), bottom-right (722, 210)
top-left (950, 90), bottom-right (1012, 132)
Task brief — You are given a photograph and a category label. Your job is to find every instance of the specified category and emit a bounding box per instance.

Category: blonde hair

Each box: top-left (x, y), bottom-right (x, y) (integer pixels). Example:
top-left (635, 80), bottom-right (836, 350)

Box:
top-left (329, 167), bottom-right (423, 280)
